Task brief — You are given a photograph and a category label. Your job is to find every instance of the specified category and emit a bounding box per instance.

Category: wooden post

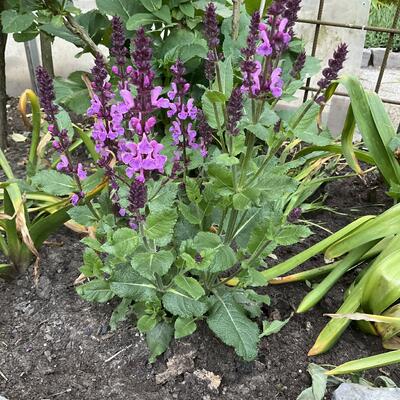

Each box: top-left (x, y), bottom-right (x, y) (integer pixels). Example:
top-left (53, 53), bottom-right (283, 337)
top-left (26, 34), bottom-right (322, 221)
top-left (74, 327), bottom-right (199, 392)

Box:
top-left (0, 7), bottom-right (8, 149)
top-left (40, 31), bottom-right (54, 77)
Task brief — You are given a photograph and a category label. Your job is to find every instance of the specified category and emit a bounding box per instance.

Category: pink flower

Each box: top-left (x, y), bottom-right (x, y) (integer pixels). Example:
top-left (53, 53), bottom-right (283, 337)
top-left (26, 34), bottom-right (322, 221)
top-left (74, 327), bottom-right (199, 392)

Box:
top-left (87, 94), bottom-right (102, 116)
top-left (56, 155), bottom-right (69, 172)
top-left (270, 67), bottom-right (284, 98)
top-left (77, 163), bottom-right (87, 181)
top-left (151, 86), bottom-right (170, 108)
top-left (257, 25), bottom-right (272, 57)
top-left (71, 193), bottom-right (80, 206)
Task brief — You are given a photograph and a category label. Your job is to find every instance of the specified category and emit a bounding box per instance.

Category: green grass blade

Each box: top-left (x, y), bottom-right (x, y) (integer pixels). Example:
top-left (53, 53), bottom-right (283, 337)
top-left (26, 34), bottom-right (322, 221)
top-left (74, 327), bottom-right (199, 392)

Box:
top-left (326, 203), bottom-right (400, 259)
top-left (326, 350), bottom-right (400, 375)
top-left (340, 103), bottom-right (362, 174)
top-left (73, 124), bottom-right (99, 162)
top-left (261, 215), bottom-right (375, 281)
top-left (297, 241), bottom-right (377, 313)
top-left (339, 75), bottom-right (399, 184)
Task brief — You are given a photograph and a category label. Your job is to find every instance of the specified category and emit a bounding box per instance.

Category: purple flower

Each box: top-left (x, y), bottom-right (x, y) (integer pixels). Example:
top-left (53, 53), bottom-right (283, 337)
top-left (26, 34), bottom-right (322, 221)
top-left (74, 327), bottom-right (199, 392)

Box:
top-left (36, 66), bottom-right (58, 122)
top-left (257, 24), bottom-right (272, 57)
top-left (269, 67), bottom-right (284, 98)
top-left (77, 163), bottom-right (87, 181)
top-left (227, 87), bottom-right (243, 136)
top-left (242, 11), bottom-right (261, 59)
top-left (283, 0), bottom-right (302, 31)
top-left (128, 180), bottom-right (147, 212)
top-left (119, 134), bottom-right (167, 181)
top-left (71, 194), bottom-right (80, 206)
top-left (288, 207), bottom-right (302, 223)
top-left (110, 17), bottom-right (128, 73)
top-left (290, 51), bottom-right (306, 78)
top-left (203, 3), bottom-right (220, 50)
top-left (317, 43), bottom-right (348, 102)
top-left (241, 60), bottom-right (262, 96)
top-left (56, 155), bottom-right (69, 172)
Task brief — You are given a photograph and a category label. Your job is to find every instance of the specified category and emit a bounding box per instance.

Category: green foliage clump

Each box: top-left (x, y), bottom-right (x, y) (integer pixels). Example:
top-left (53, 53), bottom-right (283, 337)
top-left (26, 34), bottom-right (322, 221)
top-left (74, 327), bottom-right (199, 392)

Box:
top-left (365, 2), bottom-right (400, 52)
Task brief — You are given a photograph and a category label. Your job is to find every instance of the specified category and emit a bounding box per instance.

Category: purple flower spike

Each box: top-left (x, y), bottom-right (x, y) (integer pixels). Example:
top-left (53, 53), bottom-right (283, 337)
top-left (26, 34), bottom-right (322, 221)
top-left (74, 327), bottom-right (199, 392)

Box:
top-left (242, 11), bottom-right (261, 59)
top-left (36, 66), bottom-right (58, 122)
top-left (56, 155), bottom-right (69, 172)
top-left (283, 0), bottom-right (302, 31)
top-left (227, 87), bottom-right (243, 136)
top-left (128, 180), bottom-right (147, 212)
top-left (290, 51), bottom-right (306, 78)
top-left (111, 17), bottom-right (128, 72)
top-left (203, 3), bottom-right (220, 50)
top-left (77, 163), bottom-right (87, 181)
top-left (317, 43), bottom-right (348, 103)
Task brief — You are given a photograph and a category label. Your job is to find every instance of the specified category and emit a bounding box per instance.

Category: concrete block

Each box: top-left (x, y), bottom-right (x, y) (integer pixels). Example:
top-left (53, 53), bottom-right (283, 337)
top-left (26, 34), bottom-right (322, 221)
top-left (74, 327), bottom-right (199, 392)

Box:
top-left (387, 52), bottom-right (400, 69)
top-left (333, 383), bottom-right (400, 400)
top-left (371, 47), bottom-right (386, 67)
top-left (361, 49), bottom-right (372, 68)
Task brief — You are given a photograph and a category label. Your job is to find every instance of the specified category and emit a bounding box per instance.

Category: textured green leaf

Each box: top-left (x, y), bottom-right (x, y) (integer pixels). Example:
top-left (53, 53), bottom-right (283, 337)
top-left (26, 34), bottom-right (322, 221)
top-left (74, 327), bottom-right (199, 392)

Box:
top-left (179, 202), bottom-right (201, 225)
top-left (174, 317), bottom-right (197, 339)
top-left (246, 123), bottom-right (270, 142)
top-left (145, 209), bottom-right (178, 240)
top-left (54, 76), bottom-right (90, 114)
top-left (147, 181), bottom-right (178, 212)
top-left (131, 250), bottom-right (174, 280)
top-left (76, 279), bottom-right (114, 303)
top-left (112, 228), bottom-right (139, 257)
top-left (126, 13), bottom-right (158, 30)
top-left (80, 248), bottom-right (103, 278)
top-left (207, 291), bottom-right (259, 361)
top-left (173, 275), bottom-right (205, 300)
top-left (139, 0), bottom-right (162, 12)
top-left (68, 205), bottom-right (97, 227)
top-left (260, 317), bottom-right (290, 338)
top-left (206, 90), bottom-right (228, 103)
top-left (163, 291), bottom-right (208, 318)
top-left (31, 170), bottom-right (76, 196)
top-left (96, 0), bottom-right (141, 21)
top-left (110, 268), bottom-right (157, 300)
top-left (185, 177), bottom-right (201, 203)
top-left (137, 314), bottom-right (158, 333)
top-left (1, 10), bottom-right (34, 33)
top-left (146, 321), bottom-right (174, 362)
top-left (193, 232), bottom-right (221, 250)
top-left (110, 298), bottom-right (132, 331)
top-left (81, 237), bottom-right (102, 252)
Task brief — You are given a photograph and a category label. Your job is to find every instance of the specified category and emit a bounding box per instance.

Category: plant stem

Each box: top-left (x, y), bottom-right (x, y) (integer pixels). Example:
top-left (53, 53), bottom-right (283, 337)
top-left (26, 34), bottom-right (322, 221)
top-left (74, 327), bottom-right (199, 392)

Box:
top-left (231, 0), bottom-right (241, 41)
top-left (0, 19), bottom-right (7, 149)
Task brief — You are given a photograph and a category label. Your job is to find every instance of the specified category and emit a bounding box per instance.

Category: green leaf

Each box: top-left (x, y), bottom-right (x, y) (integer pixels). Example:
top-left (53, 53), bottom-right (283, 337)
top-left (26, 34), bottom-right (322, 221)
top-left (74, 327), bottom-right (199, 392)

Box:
top-left (54, 76), bottom-right (90, 115)
top-left (179, 3), bottom-right (195, 18)
top-left (211, 245), bottom-right (236, 273)
top-left (222, 11), bottom-right (250, 62)
top-left (174, 317), bottom-right (197, 339)
top-left (147, 181), bottom-right (178, 212)
top-left (179, 202), bottom-right (201, 225)
top-left (260, 317), bottom-right (290, 338)
top-left (193, 1), bottom-right (232, 17)
top-left (81, 237), bottom-right (102, 252)
top-left (153, 5), bottom-right (172, 23)
top-left (213, 153), bottom-right (240, 166)
top-left (80, 248), bottom-right (103, 278)
top-left (110, 298), bottom-right (132, 331)
top-left (110, 268), bottom-right (157, 300)
top-left (214, 56), bottom-right (233, 97)
top-left (96, 0), bottom-right (141, 21)
top-left (131, 250), bottom-right (175, 280)
top-left (137, 314), bottom-right (158, 333)
top-left (185, 177), bottom-right (201, 203)
top-left (76, 279), bottom-right (114, 303)
top-left (207, 291), bottom-right (259, 361)
top-left (1, 10), bottom-right (34, 33)
top-left (297, 364), bottom-right (328, 400)
top-left (139, 0), bottom-right (162, 12)
top-left (108, 228), bottom-right (139, 259)
top-left (193, 232), bottom-right (221, 250)
top-left (233, 188), bottom-right (260, 210)
top-left (173, 275), bottom-right (205, 300)
top-left (201, 92), bottom-right (219, 129)
top-left (246, 123), bottom-right (271, 142)
top-left (68, 205), bottom-right (97, 227)
top-left (275, 224), bottom-right (312, 246)
top-left (31, 170), bottom-right (76, 196)
top-left (163, 291), bottom-right (208, 318)
top-left (145, 209), bottom-right (178, 240)
top-left (146, 321), bottom-right (174, 363)
top-left (206, 90), bottom-right (228, 103)
top-left (126, 13), bottom-right (159, 30)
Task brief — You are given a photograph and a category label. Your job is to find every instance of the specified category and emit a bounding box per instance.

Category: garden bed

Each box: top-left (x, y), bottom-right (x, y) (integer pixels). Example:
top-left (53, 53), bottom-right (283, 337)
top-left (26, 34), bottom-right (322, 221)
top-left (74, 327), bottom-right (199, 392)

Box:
top-left (0, 99), bottom-right (399, 400)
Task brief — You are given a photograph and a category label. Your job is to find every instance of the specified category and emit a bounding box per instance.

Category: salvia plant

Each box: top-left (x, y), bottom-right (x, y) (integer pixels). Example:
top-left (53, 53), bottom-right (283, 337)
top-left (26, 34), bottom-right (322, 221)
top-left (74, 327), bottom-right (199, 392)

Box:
top-left (34, 2), bottom-right (348, 361)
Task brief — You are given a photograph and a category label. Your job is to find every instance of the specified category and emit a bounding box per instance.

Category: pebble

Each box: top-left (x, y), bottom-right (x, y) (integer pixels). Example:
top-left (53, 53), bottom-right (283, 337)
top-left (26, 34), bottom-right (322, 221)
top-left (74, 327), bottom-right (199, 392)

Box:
top-left (333, 383), bottom-right (400, 400)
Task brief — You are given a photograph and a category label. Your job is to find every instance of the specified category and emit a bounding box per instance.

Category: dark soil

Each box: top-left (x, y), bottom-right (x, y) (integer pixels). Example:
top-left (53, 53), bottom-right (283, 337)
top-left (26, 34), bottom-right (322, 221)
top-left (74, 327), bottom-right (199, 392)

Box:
top-left (1, 99), bottom-right (399, 400)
